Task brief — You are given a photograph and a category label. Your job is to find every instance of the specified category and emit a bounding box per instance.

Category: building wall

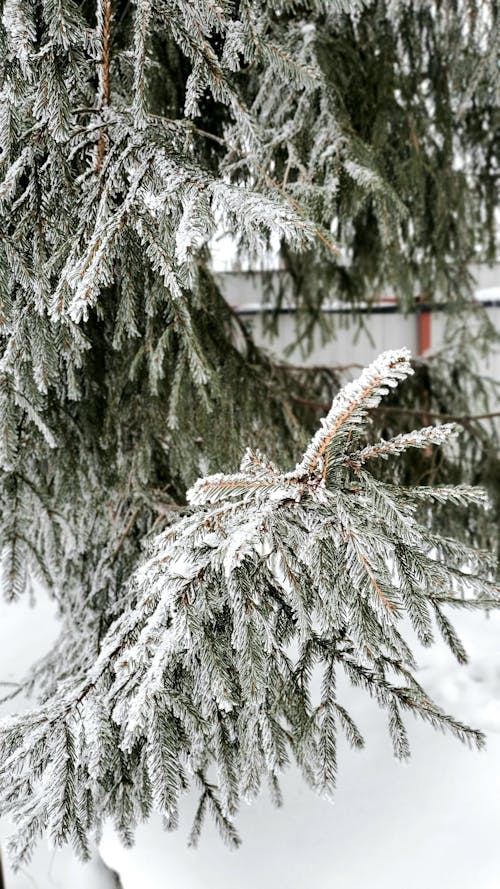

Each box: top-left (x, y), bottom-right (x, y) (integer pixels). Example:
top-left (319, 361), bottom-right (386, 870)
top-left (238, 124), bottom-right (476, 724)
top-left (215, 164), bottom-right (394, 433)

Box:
top-left (216, 266), bottom-right (500, 395)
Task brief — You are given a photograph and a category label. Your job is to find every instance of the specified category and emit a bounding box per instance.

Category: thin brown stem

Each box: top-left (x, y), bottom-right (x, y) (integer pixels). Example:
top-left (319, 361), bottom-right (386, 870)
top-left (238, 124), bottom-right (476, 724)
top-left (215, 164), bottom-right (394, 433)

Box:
top-left (374, 406), bottom-right (500, 424)
top-left (96, 0), bottom-right (112, 173)
top-left (291, 394), bottom-right (500, 426)
top-left (303, 374), bottom-right (385, 477)
top-left (150, 114), bottom-right (227, 146)
top-left (263, 171), bottom-right (341, 256)
top-left (359, 552), bottom-right (395, 612)
top-left (110, 507), bottom-right (140, 565)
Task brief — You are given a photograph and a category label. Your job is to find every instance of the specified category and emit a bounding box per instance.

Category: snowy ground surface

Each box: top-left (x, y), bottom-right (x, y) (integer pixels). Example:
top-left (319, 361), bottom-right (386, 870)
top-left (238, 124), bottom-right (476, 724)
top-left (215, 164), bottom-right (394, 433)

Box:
top-left (1, 591), bottom-right (500, 889)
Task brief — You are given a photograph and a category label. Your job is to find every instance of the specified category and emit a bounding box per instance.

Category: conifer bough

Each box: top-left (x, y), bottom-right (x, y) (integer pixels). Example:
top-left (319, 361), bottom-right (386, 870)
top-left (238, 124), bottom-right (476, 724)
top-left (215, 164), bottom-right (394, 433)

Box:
top-left (1, 348), bottom-right (498, 861)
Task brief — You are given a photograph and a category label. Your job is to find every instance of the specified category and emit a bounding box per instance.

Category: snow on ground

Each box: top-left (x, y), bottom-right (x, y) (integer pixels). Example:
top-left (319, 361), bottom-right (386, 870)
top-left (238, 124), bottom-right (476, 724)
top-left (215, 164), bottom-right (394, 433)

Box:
top-left (0, 594), bottom-right (122, 889)
top-left (1, 591), bottom-right (500, 888)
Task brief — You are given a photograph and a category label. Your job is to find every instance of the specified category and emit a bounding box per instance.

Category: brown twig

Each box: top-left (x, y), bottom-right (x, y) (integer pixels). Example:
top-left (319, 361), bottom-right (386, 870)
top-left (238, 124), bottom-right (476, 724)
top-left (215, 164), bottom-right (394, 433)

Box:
top-left (359, 553), bottom-right (395, 612)
top-left (150, 114), bottom-right (227, 146)
top-left (282, 362), bottom-right (363, 374)
top-left (96, 0), bottom-right (112, 173)
top-left (110, 507), bottom-right (140, 565)
top-left (376, 406), bottom-right (500, 424)
top-left (303, 374), bottom-right (385, 477)
top-left (291, 394), bottom-right (500, 426)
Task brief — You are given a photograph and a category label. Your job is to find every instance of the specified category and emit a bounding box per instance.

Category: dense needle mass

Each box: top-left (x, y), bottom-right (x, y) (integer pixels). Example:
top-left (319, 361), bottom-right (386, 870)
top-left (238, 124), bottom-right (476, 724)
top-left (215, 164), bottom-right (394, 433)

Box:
top-left (0, 0), bottom-right (498, 866)
top-left (1, 349), bottom-right (498, 860)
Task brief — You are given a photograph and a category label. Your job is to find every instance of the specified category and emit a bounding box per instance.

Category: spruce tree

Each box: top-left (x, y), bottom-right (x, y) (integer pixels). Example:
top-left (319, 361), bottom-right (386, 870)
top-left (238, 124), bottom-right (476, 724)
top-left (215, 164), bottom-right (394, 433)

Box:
top-left (1, 348), bottom-right (499, 859)
top-left (0, 0), bottom-right (498, 866)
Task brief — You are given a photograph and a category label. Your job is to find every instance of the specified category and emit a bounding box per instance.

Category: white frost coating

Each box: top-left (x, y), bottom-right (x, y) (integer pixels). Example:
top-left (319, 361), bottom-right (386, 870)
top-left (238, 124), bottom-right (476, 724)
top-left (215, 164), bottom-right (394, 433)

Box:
top-left (267, 486), bottom-right (297, 502)
top-left (293, 348), bottom-right (414, 477)
top-left (352, 423), bottom-right (461, 464)
top-left (222, 521), bottom-right (261, 579)
top-left (2, 348), bottom-right (496, 862)
top-left (201, 531), bottom-right (220, 548)
top-left (2, 0), bottom-right (36, 65)
top-left (168, 553), bottom-right (199, 579)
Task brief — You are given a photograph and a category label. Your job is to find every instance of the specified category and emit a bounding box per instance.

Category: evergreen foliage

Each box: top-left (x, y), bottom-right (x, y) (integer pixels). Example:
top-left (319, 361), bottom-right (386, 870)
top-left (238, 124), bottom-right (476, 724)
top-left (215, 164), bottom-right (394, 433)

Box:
top-left (1, 349), bottom-right (499, 860)
top-left (258, 0), bottom-right (498, 322)
top-left (0, 0), bottom-right (499, 865)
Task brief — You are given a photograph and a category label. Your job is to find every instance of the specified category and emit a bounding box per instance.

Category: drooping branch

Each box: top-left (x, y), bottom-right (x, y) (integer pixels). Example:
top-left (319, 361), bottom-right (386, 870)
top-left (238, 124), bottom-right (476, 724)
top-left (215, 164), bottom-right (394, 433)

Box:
top-left (0, 349), bottom-right (497, 862)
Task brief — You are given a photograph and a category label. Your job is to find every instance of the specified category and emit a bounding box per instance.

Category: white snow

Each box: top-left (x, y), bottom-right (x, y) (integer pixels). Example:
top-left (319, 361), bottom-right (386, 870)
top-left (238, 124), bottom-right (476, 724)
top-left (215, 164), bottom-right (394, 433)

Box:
top-left (99, 608), bottom-right (500, 889)
top-left (0, 593), bottom-right (122, 889)
top-left (2, 591), bottom-right (500, 888)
